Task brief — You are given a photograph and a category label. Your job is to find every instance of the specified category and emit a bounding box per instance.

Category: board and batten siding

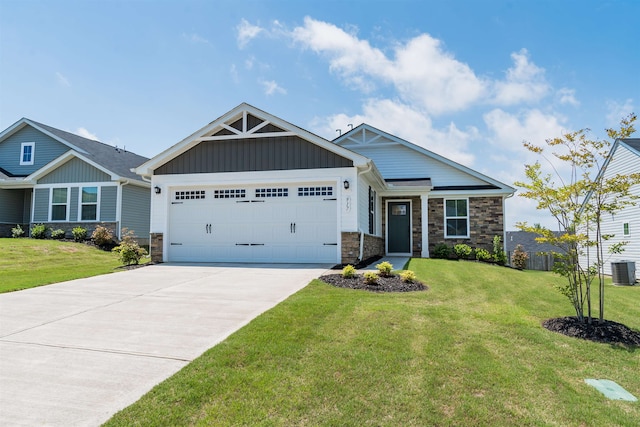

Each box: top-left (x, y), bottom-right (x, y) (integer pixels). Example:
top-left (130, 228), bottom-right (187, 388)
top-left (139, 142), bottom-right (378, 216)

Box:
top-left (596, 144), bottom-right (640, 278)
top-left (33, 188), bottom-right (50, 222)
top-left (154, 136), bottom-right (353, 175)
top-left (0, 188), bottom-right (25, 223)
top-left (121, 184), bottom-right (150, 237)
top-left (38, 157), bottom-right (111, 184)
top-left (346, 144), bottom-right (488, 186)
top-left (22, 189), bottom-right (32, 223)
top-left (69, 187), bottom-right (79, 221)
top-left (0, 126), bottom-right (69, 175)
top-left (100, 186), bottom-right (117, 221)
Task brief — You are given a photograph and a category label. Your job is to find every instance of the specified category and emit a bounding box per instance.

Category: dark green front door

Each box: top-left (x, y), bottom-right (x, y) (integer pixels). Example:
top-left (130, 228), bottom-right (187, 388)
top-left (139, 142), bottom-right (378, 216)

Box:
top-left (388, 201), bottom-right (411, 253)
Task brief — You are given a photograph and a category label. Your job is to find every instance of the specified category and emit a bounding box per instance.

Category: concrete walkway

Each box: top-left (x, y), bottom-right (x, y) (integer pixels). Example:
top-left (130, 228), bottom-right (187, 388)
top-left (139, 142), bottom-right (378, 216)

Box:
top-left (358, 256), bottom-right (411, 271)
top-left (0, 263), bottom-right (330, 426)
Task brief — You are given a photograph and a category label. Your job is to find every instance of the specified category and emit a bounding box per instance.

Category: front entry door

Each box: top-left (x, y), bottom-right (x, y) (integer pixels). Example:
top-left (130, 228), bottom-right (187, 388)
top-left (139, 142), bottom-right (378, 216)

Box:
top-left (387, 201), bottom-right (411, 254)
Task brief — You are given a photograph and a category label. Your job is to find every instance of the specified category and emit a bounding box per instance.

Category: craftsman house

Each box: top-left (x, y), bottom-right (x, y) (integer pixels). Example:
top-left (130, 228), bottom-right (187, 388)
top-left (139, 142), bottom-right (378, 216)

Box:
top-left (135, 103), bottom-right (514, 264)
top-left (0, 118), bottom-right (151, 242)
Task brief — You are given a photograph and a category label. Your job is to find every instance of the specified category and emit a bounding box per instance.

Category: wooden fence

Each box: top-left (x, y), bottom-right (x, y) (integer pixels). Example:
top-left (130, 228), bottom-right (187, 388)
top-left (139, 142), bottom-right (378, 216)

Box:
top-left (507, 251), bottom-right (559, 271)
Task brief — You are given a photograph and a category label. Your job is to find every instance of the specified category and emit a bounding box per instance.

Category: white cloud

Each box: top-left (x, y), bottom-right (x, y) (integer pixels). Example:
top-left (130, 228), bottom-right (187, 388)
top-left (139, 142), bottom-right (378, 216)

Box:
top-left (492, 49), bottom-right (549, 105)
top-left (182, 32), bottom-right (210, 44)
top-left (260, 79), bottom-right (286, 96)
top-left (237, 19), bottom-right (263, 49)
top-left (76, 127), bottom-right (99, 141)
top-left (290, 17), bottom-right (486, 114)
top-left (483, 108), bottom-right (566, 153)
top-left (312, 98), bottom-right (477, 166)
top-left (56, 72), bottom-right (70, 87)
top-left (556, 88), bottom-right (579, 106)
top-left (606, 98), bottom-right (634, 127)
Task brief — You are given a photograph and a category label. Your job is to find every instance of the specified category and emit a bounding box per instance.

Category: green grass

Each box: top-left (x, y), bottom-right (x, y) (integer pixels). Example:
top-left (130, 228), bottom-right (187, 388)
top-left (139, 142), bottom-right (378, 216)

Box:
top-left (105, 259), bottom-right (640, 426)
top-left (0, 238), bottom-right (140, 293)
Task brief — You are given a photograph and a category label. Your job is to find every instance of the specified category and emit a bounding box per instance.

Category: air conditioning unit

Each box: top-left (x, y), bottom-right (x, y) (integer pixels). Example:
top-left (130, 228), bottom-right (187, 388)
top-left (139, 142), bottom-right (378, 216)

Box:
top-left (611, 261), bottom-right (636, 286)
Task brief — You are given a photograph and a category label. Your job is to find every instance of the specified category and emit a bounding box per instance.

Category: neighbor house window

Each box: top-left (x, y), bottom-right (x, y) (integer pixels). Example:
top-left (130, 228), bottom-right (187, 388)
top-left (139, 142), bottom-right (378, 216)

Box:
top-left (445, 199), bottom-right (469, 238)
top-left (623, 222), bottom-right (630, 236)
top-left (51, 188), bottom-right (68, 221)
top-left (369, 186), bottom-right (376, 234)
top-left (81, 187), bottom-right (98, 220)
top-left (20, 142), bottom-right (35, 165)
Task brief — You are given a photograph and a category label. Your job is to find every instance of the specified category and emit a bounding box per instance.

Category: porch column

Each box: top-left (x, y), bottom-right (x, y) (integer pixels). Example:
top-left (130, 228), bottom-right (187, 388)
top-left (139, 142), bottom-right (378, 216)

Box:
top-left (421, 194), bottom-right (429, 257)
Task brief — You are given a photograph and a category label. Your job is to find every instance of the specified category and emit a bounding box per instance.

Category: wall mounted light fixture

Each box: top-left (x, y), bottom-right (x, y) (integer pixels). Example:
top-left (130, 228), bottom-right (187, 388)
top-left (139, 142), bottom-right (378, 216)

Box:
top-left (343, 180), bottom-right (350, 189)
top-left (154, 186), bottom-right (161, 194)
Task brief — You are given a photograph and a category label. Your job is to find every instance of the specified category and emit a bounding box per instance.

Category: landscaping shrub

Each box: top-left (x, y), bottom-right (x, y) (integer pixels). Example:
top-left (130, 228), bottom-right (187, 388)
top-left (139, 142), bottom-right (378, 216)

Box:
top-left (51, 229), bottom-right (66, 240)
top-left (92, 225), bottom-right (114, 248)
top-left (376, 261), bottom-right (393, 277)
top-left (400, 270), bottom-right (417, 283)
top-left (112, 228), bottom-right (147, 265)
top-left (72, 226), bottom-right (88, 242)
top-left (433, 243), bottom-right (451, 259)
top-left (342, 264), bottom-right (357, 278)
top-left (475, 248), bottom-right (492, 262)
top-left (453, 244), bottom-right (472, 259)
top-left (511, 244), bottom-right (529, 270)
top-left (363, 271), bottom-right (378, 285)
top-left (11, 224), bottom-right (25, 238)
top-left (492, 235), bottom-right (507, 266)
top-left (30, 224), bottom-right (47, 239)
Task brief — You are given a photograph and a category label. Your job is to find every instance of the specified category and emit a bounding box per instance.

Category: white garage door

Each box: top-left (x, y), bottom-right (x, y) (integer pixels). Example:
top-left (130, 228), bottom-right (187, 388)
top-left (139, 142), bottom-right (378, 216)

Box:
top-left (167, 184), bottom-right (338, 263)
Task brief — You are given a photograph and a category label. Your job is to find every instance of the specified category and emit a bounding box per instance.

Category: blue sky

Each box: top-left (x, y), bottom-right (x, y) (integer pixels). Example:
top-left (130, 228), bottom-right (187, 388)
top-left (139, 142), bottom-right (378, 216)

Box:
top-left (1, 0), bottom-right (638, 228)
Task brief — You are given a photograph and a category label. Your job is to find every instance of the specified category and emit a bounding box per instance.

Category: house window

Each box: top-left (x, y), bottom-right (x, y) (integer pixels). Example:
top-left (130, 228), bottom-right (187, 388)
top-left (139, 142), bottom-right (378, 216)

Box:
top-left (20, 142), bottom-right (35, 165)
top-left (623, 223), bottom-right (630, 236)
top-left (445, 199), bottom-right (469, 238)
top-left (368, 186), bottom-right (376, 234)
top-left (81, 187), bottom-right (98, 220)
top-left (51, 188), bottom-right (68, 221)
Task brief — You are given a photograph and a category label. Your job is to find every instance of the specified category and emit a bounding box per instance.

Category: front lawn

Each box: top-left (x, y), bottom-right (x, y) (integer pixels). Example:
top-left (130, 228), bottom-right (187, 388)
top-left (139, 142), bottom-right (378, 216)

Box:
top-left (105, 259), bottom-right (640, 426)
top-left (0, 238), bottom-right (135, 293)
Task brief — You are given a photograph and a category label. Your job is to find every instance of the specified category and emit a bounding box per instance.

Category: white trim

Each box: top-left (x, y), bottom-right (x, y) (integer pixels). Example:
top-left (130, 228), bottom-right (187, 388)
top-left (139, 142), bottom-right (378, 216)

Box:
top-left (49, 187), bottom-right (70, 222)
top-left (20, 142), bottom-right (35, 165)
top-left (444, 198), bottom-right (470, 239)
top-left (78, 186), bottom-right (100, 222)
top-left (421, 194), bottom-right (429, 257)
top-left (386, 199), bottom-right (412, 256)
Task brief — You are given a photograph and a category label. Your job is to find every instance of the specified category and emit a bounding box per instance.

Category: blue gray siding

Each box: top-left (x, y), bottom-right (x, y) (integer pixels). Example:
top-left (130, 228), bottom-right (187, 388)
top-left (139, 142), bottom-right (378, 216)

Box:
top-left (69, 187), bottom-right (79, 221)
top-left (0, 188), bottom-right (25, 223)
top-left (100, 186), bottom-right (117, 221)
top-left (121, 184), bottom-right (150, 237)
top-left (22, 190), bottom-right (32, 223)
top-left (33, 188), bottom-right (49, 222)
top-left (0, 126), bottom-right (68, 175)
top-left (38, 157), bottom-right (111, 184)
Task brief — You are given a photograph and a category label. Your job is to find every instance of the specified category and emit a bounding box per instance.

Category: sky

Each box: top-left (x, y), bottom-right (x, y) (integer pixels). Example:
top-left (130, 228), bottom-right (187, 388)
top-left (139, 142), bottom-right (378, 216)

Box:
top-left (1, 0), bottom-right (638, 229)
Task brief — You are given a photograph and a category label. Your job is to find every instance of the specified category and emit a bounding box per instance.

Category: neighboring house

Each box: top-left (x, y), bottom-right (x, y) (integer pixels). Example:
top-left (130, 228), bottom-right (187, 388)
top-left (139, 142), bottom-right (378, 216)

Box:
top-left (135, 103), bottom-right (515, 264)
top-left (0, 118), bottom-right (151, 243)
top-left (506, 230), bottom-right (562, 254)
top-left (581, 138), bottom-right (640, 278)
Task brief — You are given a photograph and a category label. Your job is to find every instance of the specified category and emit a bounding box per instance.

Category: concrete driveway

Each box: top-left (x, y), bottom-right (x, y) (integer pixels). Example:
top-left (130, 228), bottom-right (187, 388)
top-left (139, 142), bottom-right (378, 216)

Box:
top-left (0, 263), bottom-right (329, 426)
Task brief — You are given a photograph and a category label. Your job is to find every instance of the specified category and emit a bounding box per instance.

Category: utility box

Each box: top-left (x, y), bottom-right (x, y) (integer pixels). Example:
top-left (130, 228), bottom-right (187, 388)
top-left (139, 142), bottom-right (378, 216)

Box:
top-left (611, 261), bottom-right (636, 286)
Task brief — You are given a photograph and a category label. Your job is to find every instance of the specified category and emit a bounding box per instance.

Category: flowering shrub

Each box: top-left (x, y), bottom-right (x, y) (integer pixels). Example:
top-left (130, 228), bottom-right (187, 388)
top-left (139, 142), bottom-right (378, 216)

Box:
top-left (511, 244), bottom-right (529, 270)
top-left (11, 224), bottom-right (25, 238)
top-left (51, 229), bottom-right (66, 240)
top-left (92, 225), bottom-right (114, 248)
top-left (112, 228), bottom-right (147, 265)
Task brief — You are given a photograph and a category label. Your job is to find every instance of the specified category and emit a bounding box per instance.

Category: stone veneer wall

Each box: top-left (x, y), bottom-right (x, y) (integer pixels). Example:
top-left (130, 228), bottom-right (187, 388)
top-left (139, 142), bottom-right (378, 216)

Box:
top-left (341, 231), bottom-right (384, 265)
top-left (150, 233), bottom-right (164, 263)
top-left (381, 196), bottom-right (423, 257)
top-left (428, 196), bottom-right (503, 255)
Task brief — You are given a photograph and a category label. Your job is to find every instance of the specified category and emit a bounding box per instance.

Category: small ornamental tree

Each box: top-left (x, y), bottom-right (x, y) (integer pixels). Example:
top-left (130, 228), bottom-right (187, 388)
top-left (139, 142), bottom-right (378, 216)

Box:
top-left (511, 244), bottom-right (529, 270)
top-left (514, 113), bottom-right (639, 324)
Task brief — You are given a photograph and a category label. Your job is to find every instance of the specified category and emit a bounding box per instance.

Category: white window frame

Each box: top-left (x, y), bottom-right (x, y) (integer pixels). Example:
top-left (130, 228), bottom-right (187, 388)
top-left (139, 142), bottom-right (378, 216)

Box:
top-left (444, 198), bottom-right (470, 239)
top-left (50, 187), bottom-right (69, 221)
top-left (80, 186), bottom-right (100, 221)
top-left (20, 142), bottom-right (35, 165)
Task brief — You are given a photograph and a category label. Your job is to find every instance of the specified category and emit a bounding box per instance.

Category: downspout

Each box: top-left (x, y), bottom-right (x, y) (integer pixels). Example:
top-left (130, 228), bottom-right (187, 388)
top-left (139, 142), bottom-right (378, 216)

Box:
top-left (356, 161), bottom-right (374, 262)
top-left (503, 192), bottom-right (515, 262)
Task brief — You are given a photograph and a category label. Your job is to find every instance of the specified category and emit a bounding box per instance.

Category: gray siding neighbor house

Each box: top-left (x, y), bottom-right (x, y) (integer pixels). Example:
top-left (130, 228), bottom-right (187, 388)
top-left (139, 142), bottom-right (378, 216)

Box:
top-left (0, 118), bottom-right (151, 243)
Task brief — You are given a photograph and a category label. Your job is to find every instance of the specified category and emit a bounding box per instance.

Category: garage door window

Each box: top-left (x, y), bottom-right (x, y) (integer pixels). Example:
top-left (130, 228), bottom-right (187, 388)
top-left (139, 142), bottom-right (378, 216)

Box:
top-left (298, 186), bottom-right (333, 196)
top-left (175, 190), bottom-right (206, 200)
top-left (214, 189), bottom-right (245, 199)
top-left (256, 188), bottom-right (288, 197)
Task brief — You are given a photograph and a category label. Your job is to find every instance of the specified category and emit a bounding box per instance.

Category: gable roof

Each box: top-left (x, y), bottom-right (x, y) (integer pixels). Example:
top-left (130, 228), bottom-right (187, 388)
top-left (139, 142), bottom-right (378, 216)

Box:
top-left (333, 123), bottom-right (515, 194)
top-left (0, 118), bottom-right (149, 182)
top-left (135, 103), bottom-right (371, 176)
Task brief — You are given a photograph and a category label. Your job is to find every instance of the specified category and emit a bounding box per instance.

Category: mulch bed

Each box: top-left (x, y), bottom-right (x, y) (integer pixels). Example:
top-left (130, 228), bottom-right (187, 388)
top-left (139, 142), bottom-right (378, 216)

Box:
top-left (319, 273), bottom-right (427, 293)
top-left (543, 316), bottom-right (640, 347)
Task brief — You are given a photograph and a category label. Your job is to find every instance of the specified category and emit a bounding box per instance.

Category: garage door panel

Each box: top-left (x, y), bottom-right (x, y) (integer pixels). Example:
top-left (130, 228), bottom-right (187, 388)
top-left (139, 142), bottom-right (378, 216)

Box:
top-left (168, 184), bottom-right (338, 263)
